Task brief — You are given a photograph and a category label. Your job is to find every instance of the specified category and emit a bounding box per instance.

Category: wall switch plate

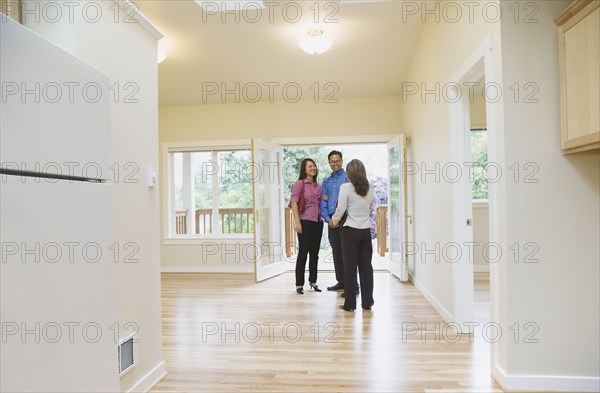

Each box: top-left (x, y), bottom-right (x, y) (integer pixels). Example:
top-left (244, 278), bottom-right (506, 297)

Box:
top-left (147, 166), bottom-right (156, 188)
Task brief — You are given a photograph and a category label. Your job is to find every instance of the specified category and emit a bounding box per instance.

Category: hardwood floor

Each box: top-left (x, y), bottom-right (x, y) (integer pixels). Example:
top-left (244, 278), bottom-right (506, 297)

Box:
top-left (152, 272), bottom-right (501, 392)
top-left (474, 272), bottom-right (491, 325)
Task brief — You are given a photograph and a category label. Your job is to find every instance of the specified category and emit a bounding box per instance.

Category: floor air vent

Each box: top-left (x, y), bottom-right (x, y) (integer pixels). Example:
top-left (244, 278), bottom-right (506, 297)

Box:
top-left (118, 332), bottom-right (136, 375)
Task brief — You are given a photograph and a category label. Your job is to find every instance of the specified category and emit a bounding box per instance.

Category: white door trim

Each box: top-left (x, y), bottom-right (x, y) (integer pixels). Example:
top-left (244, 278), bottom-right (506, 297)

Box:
top-left (448, 34), bottom-right (505, 381)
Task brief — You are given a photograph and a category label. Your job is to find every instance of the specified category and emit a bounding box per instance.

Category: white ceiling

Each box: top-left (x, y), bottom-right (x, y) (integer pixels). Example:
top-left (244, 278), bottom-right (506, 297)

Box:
top-left (137, 0), bottom-right (424, 106)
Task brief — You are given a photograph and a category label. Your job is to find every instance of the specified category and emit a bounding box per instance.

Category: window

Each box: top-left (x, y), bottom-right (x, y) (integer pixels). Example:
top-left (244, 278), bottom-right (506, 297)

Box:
top-left (471, 129), bottom-right (488, 200)
top-left (169, 147), bottom-right (253, 237)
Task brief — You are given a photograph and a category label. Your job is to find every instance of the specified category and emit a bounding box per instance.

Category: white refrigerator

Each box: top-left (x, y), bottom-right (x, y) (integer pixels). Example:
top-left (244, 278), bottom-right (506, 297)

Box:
top-left (1, 17), bottom-right (119, 392)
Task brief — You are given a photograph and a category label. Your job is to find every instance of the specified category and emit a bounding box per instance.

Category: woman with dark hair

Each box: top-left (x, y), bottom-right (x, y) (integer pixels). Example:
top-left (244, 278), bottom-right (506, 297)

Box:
top-left (290, 158), bottom-right (324, 294)
top-left (330, 159), bottom-right (375, 311)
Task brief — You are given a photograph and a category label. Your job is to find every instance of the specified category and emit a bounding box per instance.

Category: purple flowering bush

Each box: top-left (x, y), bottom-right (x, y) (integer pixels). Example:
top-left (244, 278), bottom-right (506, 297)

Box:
top-left (369, 176), bottom-right (389, 239)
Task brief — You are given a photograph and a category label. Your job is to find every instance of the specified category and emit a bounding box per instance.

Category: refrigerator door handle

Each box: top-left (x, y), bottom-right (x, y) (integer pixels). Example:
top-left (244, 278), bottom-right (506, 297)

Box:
top-left (0, 168), bottom-right (105, 183)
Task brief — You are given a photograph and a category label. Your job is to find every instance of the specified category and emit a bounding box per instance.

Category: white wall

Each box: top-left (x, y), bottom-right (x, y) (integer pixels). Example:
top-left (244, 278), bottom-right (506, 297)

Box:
top-left (1, 17), bottom-right (118, 392)
top-left (400, 1), bottom-right (502, 326)
top-left (160, 97), bottom-right (403, 142)
top-left (162, 238), bottom-right (256, 272)
top-left (498, 0), bottom-right (599, 388)
top-left (159, 97), bottom-right (403, 271)
top-left (402, 0), bottom-right (599, 391)
top-left (22, 1), bottom-right (166, 391)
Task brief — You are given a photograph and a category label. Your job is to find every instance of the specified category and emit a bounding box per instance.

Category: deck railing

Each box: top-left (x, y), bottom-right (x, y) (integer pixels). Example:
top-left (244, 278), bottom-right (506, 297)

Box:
top-left (376, 205), bottom-right (388, 256)
top-left (175, 208), bottom-right (254, 235)
top-left (284, 207), bottom-right (298, 257)
top-left (177, 206), bottom-right (388, 256)
top-left (175, 210), bottom-right (188, 234)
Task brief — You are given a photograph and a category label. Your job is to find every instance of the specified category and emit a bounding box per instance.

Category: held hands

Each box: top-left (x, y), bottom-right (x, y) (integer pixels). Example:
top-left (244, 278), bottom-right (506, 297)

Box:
top-left (323, 194), bottom-right (337, 227)
top-left (294, 220), bottom-right (302, 234)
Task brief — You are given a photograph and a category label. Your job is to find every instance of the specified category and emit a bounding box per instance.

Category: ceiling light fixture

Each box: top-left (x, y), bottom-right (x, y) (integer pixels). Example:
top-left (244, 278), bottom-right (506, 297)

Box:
top-left (298, 28), bottom-right (332, 55)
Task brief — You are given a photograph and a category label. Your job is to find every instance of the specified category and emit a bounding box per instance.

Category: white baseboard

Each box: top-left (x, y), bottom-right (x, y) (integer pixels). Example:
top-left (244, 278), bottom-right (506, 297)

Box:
top-left (409, 272), bottom-right (454, 323)
top-left (493, 364), bottom-right (600, 392)
top-left (161, 265), bottom-right (254, 273)
top-left (126, 360), bottom-right (167, 393)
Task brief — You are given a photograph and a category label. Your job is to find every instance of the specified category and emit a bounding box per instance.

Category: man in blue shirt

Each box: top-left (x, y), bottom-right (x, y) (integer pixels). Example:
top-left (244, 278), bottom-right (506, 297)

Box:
top-left (321, 150), bottom-right (357, 292)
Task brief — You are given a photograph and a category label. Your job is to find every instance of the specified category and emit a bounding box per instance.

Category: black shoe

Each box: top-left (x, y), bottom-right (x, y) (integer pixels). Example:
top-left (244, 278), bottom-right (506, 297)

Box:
top-left (339, 305), bottom-right (355, 312)
top-left (296, 287), bottom-right (304, 294)
top-left (341, 289), bottom-right (360, 298)
top-left (362, 301), bottom-right (374, 310)
top-left (310, 283), bottom-right (322, 292)
top-left (327, 283), bottom-right (344, 291)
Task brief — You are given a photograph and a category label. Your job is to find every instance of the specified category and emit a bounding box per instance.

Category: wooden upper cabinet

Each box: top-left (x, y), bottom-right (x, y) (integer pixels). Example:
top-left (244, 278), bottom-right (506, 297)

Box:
top-left (555, 0), bottom-right (600, 155)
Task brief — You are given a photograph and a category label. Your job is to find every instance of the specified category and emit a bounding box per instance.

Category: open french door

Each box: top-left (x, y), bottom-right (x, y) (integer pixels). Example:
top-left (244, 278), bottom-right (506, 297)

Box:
top-left (251, 139), bottom-right (287, 282)
top-left (387, 134), bottom-right (409, 282)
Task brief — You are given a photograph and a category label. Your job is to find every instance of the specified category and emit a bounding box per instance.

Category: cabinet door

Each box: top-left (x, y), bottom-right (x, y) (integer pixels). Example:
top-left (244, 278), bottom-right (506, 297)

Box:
top-left (558, 2), bottom-right (600, 154)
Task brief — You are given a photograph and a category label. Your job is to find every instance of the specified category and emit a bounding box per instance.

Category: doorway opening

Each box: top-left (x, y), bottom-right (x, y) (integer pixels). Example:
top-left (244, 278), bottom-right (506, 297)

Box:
top-left (282, 143), bottom-right (390, 272)
top-left (449, 35), bottom-right (500, 378)
top-left (469, 76), bottom-right (491, 329)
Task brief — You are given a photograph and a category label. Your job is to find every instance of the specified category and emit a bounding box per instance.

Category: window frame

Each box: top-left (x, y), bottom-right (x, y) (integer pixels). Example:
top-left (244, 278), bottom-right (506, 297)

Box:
top-left (161, 139), bottom-right (253, 240)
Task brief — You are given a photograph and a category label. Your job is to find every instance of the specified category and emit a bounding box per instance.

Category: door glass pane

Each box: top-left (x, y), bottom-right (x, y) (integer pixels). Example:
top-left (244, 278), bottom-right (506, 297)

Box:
top-left (256, 148), bottom-right (282, 268)
top-left (388, 145), bottom-right (401, 255)
top-left (470, 129), bottom-right (488, 200)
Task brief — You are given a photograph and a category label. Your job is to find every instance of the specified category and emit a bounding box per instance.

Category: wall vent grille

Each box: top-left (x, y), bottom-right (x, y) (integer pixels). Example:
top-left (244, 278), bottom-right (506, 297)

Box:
top-left (118, 332), bottom-right (136, 375)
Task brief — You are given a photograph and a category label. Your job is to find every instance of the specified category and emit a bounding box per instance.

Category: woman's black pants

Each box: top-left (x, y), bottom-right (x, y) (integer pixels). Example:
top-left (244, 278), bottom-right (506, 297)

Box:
top-left (341, 226), bottom-right (374, 309)
top-left (295, 220), bottom-right (324, 286)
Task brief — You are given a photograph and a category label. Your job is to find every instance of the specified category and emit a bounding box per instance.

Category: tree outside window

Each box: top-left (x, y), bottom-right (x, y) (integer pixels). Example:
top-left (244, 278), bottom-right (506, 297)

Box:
top-left (172, 150), bottom-right (253, 236)
top-left (471, 129), bottom-right (488, 200)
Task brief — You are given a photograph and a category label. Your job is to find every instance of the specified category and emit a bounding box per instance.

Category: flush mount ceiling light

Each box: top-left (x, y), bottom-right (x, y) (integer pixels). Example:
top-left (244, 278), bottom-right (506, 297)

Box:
top-left (298, 28), bottom-right (332, 55)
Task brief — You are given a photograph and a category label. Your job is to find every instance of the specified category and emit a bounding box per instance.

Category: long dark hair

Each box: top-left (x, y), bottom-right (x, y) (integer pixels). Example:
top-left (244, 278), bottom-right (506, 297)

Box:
top-left (298, 158), bottom-right (318, 181)
top-left (346, 159), bottom-right (369, 196)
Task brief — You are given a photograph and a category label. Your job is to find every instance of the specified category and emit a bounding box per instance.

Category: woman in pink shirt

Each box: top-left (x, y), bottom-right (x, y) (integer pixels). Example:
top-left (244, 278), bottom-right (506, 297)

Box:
top-left (290, 158), bottom-right (324, 294)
